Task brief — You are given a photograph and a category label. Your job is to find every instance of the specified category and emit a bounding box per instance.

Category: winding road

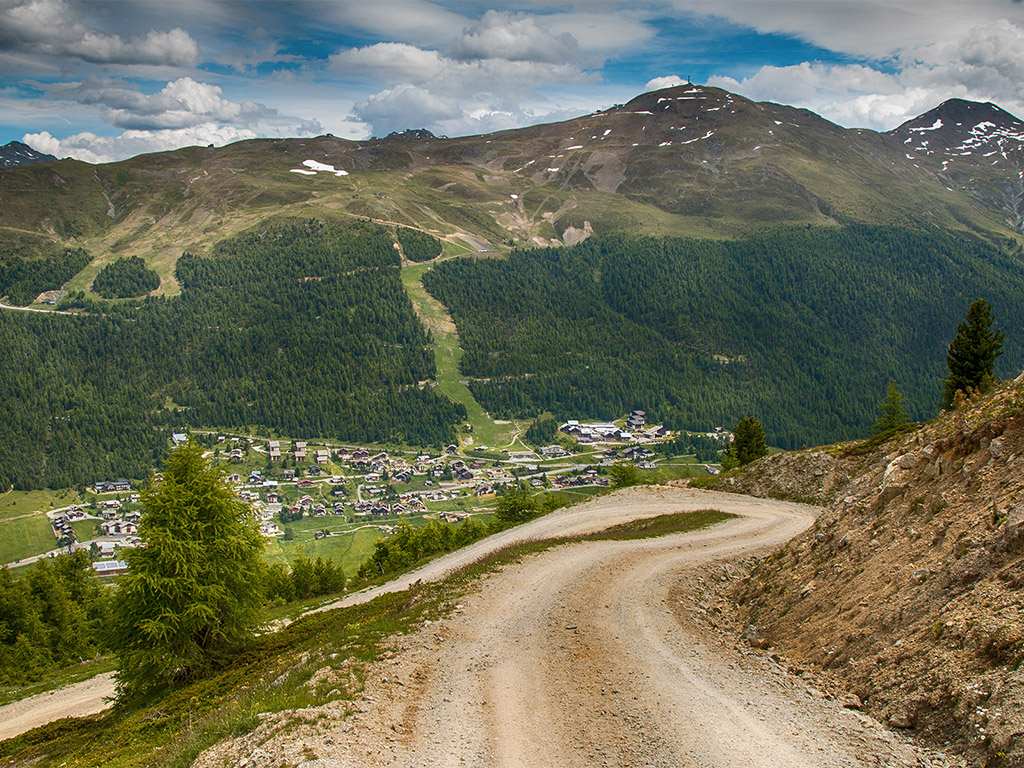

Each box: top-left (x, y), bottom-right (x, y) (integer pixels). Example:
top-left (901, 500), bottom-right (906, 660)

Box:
top-left (197, 486), bottom-right (959, 768)
top-left (2, 487), bottom-right (961, 766)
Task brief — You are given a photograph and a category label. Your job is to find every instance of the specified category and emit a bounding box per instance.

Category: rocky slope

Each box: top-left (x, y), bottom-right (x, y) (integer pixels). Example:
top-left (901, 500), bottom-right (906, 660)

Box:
top-left (712, 375), bottom-right (1024, 766)
top-left (0, 141), bottom-right (56, 168)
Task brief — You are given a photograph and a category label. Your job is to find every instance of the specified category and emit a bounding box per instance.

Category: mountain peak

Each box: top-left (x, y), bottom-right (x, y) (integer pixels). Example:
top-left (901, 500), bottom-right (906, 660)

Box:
top-left (383, 128), bottom-right (442, 141)
top-left (887, 98), bottom-right (1024, 167)
top-left (0, 140), bottom-right (57, 168)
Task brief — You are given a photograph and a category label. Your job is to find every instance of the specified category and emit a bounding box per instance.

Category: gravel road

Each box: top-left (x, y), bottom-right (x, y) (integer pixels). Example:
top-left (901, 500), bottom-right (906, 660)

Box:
top-left (198, 486), bottom-right (960, 768)
top-left (0, 672), bottom-right (115, 742)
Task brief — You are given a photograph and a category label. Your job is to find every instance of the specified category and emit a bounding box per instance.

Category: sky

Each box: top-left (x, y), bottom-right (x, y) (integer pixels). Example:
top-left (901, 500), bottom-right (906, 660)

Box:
top-left (4, 0), bottom-right (1024, 163)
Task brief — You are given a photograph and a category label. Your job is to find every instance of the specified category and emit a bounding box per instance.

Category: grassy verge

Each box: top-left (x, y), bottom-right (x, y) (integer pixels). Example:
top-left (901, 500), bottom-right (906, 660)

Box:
top-left (0, 514), bottom-right (57, 564)
top-left (584, 509), bottom-right (735, 541)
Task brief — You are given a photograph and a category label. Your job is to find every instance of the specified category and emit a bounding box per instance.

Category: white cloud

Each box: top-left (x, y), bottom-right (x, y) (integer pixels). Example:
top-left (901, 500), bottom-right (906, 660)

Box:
top-left (0, 0), bottom-right (199, 67)
top-left (23, 124), bottom-right (262, 164)
top-left (354, 85), bottom-right (461, 136)
top-left (449, 10), bottom-right (579, 64)
top-left (670, 0), bottom-right (1024, 61)
top-left (23, 75), bottom-right (323, 162)
top-left (645, 75), bottom-right (687, 92)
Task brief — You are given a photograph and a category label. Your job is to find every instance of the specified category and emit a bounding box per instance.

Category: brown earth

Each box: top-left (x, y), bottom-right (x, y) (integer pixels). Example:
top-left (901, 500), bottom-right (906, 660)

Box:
top-left (713, 375), bottom-right (1024, 767)
top-left (195, 487), bottom-right (960, 768)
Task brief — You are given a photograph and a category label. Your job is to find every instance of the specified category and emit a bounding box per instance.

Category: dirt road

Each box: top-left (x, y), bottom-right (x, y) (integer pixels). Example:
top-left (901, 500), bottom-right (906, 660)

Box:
top-left (0, 672), bottom-right (116, 742)
top-left (198, 486), bottom-right (960, 768)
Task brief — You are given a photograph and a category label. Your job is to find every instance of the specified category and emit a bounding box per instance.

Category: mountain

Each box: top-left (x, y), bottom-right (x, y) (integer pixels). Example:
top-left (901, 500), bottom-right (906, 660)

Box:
top-left (887, 99), bottom-right (1024, 231)
top-left (716, 374), bottom-right (1024, 766)
top-left (0, 140), bottom-right (56, 168)
top-left (3, 86), bottom-right (1024, 487)
top-left (1, 86), bottom-right (1022, 263)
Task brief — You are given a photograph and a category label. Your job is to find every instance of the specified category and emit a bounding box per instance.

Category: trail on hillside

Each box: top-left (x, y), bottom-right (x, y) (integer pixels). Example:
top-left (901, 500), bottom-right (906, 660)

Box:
top-left (199, 487), bottom-right (961, 768)
top-left (0, 673), bottom-right (115, 742)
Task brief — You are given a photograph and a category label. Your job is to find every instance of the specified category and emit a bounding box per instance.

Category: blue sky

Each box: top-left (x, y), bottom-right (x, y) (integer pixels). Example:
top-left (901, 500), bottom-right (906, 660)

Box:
top-left (3, 0), bottom-right (1024, 162)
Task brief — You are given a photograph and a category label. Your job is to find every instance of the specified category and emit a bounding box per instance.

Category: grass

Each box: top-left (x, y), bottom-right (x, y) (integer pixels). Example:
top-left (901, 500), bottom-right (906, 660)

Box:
top-left (0, 489), bottom-right (83, 520)
top-left (0, 514), bottom-right (57, 564)
top-left (401, 260), bottom-right (524, 450)
top-left (263, 525), bottom-right (384, 575)
top-left (585, 509), bottom-right (735, 540)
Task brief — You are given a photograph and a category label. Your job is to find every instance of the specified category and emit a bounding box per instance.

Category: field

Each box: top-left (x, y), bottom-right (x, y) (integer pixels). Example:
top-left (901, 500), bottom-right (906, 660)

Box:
top-left (0, 489), bottom-right (83, 520)
top-left (0, 514), bottom-right (56, 564)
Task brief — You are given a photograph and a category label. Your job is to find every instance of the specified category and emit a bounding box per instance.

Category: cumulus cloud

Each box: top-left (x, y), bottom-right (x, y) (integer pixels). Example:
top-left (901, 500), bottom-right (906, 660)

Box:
top-left (331, 8), bottom-right (603, 138)
top-left (644, 75), bottom-right (687, 92)
top-left (0, 0), bottom-right (199, 67)
top-left (23, 124), bottom-right (264, 164)
top-left (449, 10), bottom-right (580, 64)
top-left (25, 76), bottom-right (322, 162)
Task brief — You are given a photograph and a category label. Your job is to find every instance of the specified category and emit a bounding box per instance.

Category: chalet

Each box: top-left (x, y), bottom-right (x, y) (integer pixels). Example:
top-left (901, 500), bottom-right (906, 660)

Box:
top-left (365, 472), bottom-right (381, 483)
top-left (313, 503), bottom-right (327, 516)
top-left (530, 478), bottom-right (545, 488)
top-left (393, 470), bottom-right (412, 483)
top-left (268, 440), bottom-right (281, 461)
top-left (267, 491), bottom-right (280, 504)
top-left (171, 433), bottom-right (188, 447)
top-left (294, 441), bottom-right (307, 462)
top-left (371, 452), bottom-right (389, 465)
top-left (229, 449), bottom-right (244, 463)
top-left (474, 483), bottom-right (493, 496)
top-left (351, 449), bottom-right (370, 464)
top-left (439, 511), bottom-right (467, 523)
top-left (370, 504), bottom-right (391, 517)
top-left (282, 469), bottom-right (296, 481)
top-left (227, 473), bottom-right (242, 483)
top-left (307, 465), bottom-right (322, 476)
top-left (333, 488), bottom-right (347, 497)
top-left (470, 459), bottom-right (487, 469)
top-left (101, 519), bottom-right (138, 535)
top-left (260, 522), bottom-right (282, 537)
top-left (92, 560), bottom-right (128, 575)
top-left (298, 494), bottom-right (315, 507)
top-left (336, 447), bottom-right (351, 460)
top-left (626, 415), bottom-right (645, 430)
top-left (297, 478), bottom-right (315, 490)
top-left (333, 502), bottom-right (346, 514)
top-left (445, 444), bottom-right (459, 455)
top-left (540, 445), bottom-right (567, 457)
top-left (94, 479), bottom-right (132, 494)
top-left (330, 475), bottom-right (347, 485)
top-left (98, 542), bottom-right (116, 557)
top-left (314, 449), bottom-right (330, 465)
top-left (123, 511), bottom-right (142, 523)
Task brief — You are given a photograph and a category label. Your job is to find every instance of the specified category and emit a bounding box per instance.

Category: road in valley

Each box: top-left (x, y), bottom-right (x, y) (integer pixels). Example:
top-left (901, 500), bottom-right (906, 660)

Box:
top-left (198, 486), bottom-right (960, 768)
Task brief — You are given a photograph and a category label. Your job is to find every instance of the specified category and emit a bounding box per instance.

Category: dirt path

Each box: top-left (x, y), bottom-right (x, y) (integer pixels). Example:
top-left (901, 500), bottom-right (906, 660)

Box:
top-left (0, 673), bottom-right (116, 741)
top-left (198, 486), bottom-right (961, 768)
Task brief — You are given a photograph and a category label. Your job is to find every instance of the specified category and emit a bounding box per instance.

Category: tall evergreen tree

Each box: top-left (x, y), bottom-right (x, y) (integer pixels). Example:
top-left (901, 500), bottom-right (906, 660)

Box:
top-left (941, 298), bottom-right (1004, 408)
top-left (110, 441), bottom-right (264, 701)
top-left (724, 416), bottom-right (768, 468)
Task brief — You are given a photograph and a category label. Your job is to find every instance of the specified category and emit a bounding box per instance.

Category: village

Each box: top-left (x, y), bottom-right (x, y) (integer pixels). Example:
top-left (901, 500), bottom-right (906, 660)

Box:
top-left (37, 412), bottom-right (730, 576)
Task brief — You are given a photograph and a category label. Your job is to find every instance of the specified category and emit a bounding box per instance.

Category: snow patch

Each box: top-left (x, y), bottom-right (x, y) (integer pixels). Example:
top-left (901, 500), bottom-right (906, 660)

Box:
top-left (565, 145), bottom-right (583, 150)
top-left (290, 169), bottom-right (317, 175)
top-left (633, 111), bottom-right (653, 115)
top-left (909, 119), bottom-right (942, 132)
top-left (301, 159), bottom-right (348, 176)
top-left (603, 129), bottom-right (611, 136)
top-left (679, 130), bottom-right (714, 145)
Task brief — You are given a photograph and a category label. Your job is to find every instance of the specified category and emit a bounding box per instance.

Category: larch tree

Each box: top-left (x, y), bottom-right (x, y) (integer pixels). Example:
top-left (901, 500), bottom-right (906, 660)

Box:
top-left (110, 441), bottom-right (264, 701)
top-left (723, 416), bottom-right (769, 469)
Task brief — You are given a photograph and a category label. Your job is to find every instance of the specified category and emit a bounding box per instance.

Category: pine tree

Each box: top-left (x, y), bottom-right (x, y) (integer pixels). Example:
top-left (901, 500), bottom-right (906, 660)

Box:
top-left (724, 417), bottom-right (769, 468)
top-left (872, 382), bottom-right (908, 435)
top-left (110, 441), bottom-right (264, 701)
top-left (942, 298), bottom-right (1004, 408)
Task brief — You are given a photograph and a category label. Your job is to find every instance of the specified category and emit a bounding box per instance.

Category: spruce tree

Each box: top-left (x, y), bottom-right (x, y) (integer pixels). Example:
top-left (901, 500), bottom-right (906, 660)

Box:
top-left (724, 417), bottom-right (769, 468)
top-left (872, 382), bottom-right (908, 435)
top-left (941, 298), bottom-right (1004, 408)
top-left (110, 441), bottom-right (264, 701)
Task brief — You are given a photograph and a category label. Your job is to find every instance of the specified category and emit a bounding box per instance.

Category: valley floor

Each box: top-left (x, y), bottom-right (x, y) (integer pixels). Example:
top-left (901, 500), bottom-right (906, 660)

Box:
top-left (196, 487), bottom-right (961, 768)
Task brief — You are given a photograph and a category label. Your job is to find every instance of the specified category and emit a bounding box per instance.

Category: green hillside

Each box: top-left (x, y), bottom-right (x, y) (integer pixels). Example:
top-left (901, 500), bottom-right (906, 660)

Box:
top-left (0, 218), bottom-right (464, 489)
top-left (423, 226), bottom-right (1024, 447)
